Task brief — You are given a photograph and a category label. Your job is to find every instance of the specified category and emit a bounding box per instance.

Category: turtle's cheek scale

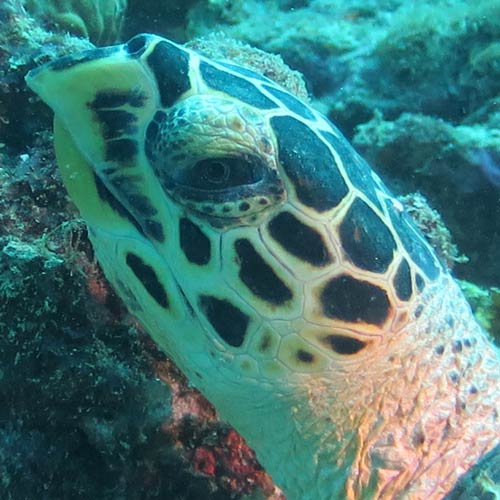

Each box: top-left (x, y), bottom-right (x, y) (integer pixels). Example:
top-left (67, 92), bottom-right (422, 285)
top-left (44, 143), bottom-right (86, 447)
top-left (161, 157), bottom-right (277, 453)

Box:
top-left (26, 33), bottom-right (500, 500)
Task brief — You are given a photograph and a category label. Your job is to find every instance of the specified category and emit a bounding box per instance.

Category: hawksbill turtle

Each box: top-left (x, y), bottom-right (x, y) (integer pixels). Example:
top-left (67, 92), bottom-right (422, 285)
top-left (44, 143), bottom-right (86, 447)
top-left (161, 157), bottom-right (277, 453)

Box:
top-left (25, 34), bottom-right (500, 499)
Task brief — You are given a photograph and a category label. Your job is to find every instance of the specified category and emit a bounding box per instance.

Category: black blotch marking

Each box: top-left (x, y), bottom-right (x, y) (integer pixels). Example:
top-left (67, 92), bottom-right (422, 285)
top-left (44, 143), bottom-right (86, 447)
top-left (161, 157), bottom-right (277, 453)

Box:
top-left (258, 332), bottom-right (272, 353)
top-left (92, 89), bottom-right (146, 108)
top-left (340, 198), bottom-right (396, 273)
top-left (126, 252), bottom-right (169, 308)
top-left (125, 34), bottom-right (149, 56)
top-left (414, 304), bottom-right (424, 318)
top-left (262, 84), bottom-right (316, 121)
top-left (416, 274), bottom-right (425, 292)
top-left (47, 46), bottom-right (121, 71)
top-left (200, 61), bottom-right (277, 109)
top-left (435, 345), bottom-right (445, 355)
top-left (144, 219), bottom-right (165, 243)
top-left (218, 61), bottom-right (272, 83)
top-left (147, 41), bottom-right (191, 107)
top-left (199, 295), bottom-right (249, 347)
top-left (321, 334), bottom-right (367, 355)
top-left (297, 349), bottom-right (315, 363)
top-left (393, 258), bottom-right (412, 301)
top-left (234, 238), bottom-right (293, 305)
top-left (94, 109), bottom-right (138, 140)
top-left (93, 173), bottom-right (145, 236)
top-left (449, 371), bottom-right (459, 384)
top-left (452, 340), bottom-right (463, 353)
top-left (268, 211), bottom-right (332, 267)
top-left (179, 218), bottom-right (211, 265)
top-left (321, 131), bottom-right (383, 211)
top-left (126, 193), bottom-right (157, 217)
top-left (321, 275), bottom-right (390, 326)
top-left (412, 431), bottom-right (426, 447)
top-left (463, 339), bottom-right (472, 348)
top-left (270, 116), bottom-right (349, 212)
top-left (386, 200), bottom-right (441, 281)
top-left (105, 138), bottom-right (138, 162)
top-left (469, 385), bottom-right (478, 394)
top-left (109, 174), bottom-right (138, 191)
top-left (239, 201), bottom-right (250, 212)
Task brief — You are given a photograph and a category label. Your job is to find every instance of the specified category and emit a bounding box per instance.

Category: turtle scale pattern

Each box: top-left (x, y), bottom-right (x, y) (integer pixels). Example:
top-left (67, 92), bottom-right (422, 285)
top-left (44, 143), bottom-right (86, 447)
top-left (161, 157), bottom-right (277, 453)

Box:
top-left (26, 34), bottom-right (500, 499)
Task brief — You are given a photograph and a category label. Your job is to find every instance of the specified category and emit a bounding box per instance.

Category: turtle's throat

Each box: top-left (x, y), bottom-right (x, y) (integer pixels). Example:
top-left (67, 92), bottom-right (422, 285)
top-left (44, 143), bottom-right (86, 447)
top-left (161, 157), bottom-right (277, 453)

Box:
top-left (259, 275), bottom-right (500, 500)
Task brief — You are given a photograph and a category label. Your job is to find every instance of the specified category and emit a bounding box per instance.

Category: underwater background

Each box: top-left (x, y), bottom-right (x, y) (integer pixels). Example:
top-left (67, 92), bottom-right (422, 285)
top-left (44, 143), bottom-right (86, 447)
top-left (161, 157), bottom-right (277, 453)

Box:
top-left (0, 0), bottom-right (499, 498)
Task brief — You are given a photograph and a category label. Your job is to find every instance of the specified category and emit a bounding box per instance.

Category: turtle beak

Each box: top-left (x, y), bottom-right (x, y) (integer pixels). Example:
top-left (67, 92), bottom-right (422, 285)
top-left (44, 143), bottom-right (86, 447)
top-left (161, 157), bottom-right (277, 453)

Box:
top-left (26, 40), bottom-right (160, 176)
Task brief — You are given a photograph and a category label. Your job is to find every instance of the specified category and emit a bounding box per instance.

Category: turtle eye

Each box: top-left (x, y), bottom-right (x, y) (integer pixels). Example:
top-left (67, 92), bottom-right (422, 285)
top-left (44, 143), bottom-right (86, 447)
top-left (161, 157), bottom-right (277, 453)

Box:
top-left (180, 156), bottom-right (264, 191)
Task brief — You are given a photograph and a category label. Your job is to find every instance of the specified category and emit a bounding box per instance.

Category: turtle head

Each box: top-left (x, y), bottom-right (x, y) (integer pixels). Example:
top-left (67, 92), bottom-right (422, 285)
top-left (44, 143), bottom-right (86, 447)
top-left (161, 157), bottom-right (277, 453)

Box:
top-left (26, 33), bottom-right (445, 491)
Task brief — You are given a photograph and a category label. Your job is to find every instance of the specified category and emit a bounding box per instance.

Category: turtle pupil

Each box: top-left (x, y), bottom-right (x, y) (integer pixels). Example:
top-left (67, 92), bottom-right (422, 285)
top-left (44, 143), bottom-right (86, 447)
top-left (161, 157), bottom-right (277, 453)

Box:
top-left (202, 159), bottom-right (230, 185)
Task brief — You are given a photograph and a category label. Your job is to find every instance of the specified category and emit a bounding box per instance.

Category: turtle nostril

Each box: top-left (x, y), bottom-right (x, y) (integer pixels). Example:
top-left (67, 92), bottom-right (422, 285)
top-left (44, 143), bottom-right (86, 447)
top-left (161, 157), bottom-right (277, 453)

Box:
top-left (125, 34), bottom-right (149, 56)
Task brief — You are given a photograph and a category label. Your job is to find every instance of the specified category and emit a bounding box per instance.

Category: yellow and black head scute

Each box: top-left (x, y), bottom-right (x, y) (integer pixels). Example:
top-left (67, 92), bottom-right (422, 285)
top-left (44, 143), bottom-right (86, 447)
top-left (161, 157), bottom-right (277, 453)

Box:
top-left (26, 32), bottom-right (444, 399)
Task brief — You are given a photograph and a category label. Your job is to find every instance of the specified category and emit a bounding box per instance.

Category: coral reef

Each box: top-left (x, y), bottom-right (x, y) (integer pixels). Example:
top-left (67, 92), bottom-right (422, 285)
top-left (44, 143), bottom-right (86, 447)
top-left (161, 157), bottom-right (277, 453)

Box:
top-left (23, 0), bottom-right (127, 45)
top-left (123, 0), bottom-right (196, 42)
top-left (353, 112), bottom-right (500, 285)
top-left (399, 192), bottom-right (467, 269)
top-left (370, 1), bottom-right (500, 121)
top-left (0, 0), bottom-right (93, 155)
top-left (0, 230), bottom-right (174, 499)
